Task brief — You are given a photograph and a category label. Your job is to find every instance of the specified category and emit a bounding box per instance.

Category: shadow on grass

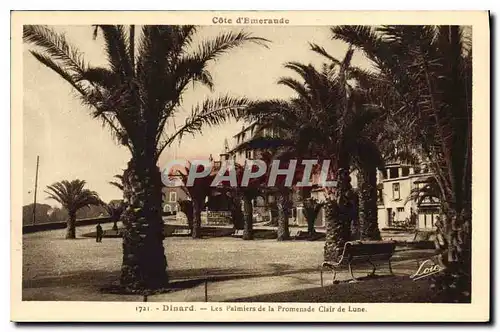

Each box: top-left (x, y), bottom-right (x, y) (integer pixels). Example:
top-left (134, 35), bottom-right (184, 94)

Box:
top-left (231, 275), bottom-right (450, 303)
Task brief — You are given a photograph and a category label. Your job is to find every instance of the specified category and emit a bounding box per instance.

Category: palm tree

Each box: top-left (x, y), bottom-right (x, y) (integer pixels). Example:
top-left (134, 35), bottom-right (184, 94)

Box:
top-left (302, 197), bottom-right (324, 236)
top-left (332, 25), bottom-right (472, 302)
top-left (177, 198), bottom-right (194, 232)
top-left (24, 25), bottom-right (269, 291)
top-left (45, 179), bottom-right (101, 239)
top-left (107, 174), bottom-right (125, 231)
top-left (104, 199), bottom-right (125, 231)
top-left (310, 43), bottom-right (389, 242)
top-left (171, 163), bottom-right (216, 239)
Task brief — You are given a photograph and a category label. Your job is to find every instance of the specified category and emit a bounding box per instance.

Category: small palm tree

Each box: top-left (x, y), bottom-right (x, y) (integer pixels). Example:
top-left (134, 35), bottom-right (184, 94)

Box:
top-left (302, 197), bottom-right (324, 236)
top-left (45, 179), bottom-right (102, 239)
top-left (104, 199), bottom-right (125, 231)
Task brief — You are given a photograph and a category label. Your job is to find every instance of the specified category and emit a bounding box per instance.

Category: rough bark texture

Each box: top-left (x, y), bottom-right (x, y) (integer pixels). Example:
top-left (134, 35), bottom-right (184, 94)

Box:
top-left (324, 169), bottom-right (355, 261)
top-left (277, 189), bottom-right (291, 241)
top-left (302, 198), bottom-right (322, 235)
top-left (269, 200), bottom-right (279, 226)
top-left (358, 168), bottom-right (381, 240)
top-left (242, 195), bottom-right (254, 240)
top-left (178, 200), bottom-right (194, 232)
top-left (65, 211), bottom-right (76, 239)
top-left (120, 158), bottom-right (168, 291)
top-left (191, 198), bottom-right (203, 239)
top-left (230, 194), bottom-right (244, 230)
top-left (433, 209), bottom-right (471, 303)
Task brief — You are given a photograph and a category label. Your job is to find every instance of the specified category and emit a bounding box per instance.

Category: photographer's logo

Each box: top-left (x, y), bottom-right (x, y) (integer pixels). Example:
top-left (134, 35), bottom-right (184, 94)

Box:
top-left (410, 259), bottom-right (445, 281)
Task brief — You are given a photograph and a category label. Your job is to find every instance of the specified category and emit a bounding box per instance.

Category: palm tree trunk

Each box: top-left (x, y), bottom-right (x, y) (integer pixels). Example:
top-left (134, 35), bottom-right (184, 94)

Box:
top-left (192, 198), bottom-right (202, 239)
top-left (112, 219), bottom-right (118, 231)
top-left (120, 158), bottom-right (168, 291)
top-left (433, 207), bottom-right (471, 303)
top-left (230, 194), bottom-right (244, 230)
top-left (324, 168), bottom-right (353, 261)
top-left (242, 194), bottom-right (253, 240)
top-left (178, 200), bottom-right (194, 232)
top-left (358, 167), bottom-right (381, 240)
top-left (277, 189), bottom-right (291, 241)
top-left (65, 211), bottom-right (76, 239)
top-left (269, 200), bottom-right (278, 226)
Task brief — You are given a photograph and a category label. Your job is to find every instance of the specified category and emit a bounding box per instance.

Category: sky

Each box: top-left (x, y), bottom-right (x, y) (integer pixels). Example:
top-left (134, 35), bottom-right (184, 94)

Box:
top-left (23, 25), bottom-right (371, 206)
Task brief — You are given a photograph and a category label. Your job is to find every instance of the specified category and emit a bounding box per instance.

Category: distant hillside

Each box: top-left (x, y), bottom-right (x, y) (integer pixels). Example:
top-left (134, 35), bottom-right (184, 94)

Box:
top-left (22, 203), bottom-right (109, 225)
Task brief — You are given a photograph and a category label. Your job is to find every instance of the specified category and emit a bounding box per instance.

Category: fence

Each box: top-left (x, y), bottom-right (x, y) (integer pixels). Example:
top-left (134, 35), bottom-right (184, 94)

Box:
top-left (22, 216), bottom-right (112, 234)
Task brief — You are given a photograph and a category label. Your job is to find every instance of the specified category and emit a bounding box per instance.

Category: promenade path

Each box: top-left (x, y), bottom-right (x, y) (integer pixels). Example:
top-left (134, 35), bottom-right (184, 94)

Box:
top-left (22, 223), bottom-right (432, 302)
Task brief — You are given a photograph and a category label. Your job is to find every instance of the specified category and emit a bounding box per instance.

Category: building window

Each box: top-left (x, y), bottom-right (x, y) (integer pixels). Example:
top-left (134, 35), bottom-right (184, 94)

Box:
top-left (402, 167), bottom-right (410, 177)
top-left (377, 189), bottom-right (383, 202)
top-left (245, 150), bottom-right (252, 159)
top-left (392, 183), bottom-right (400, 200)
top-left (397, 207), bottom-right (404, 213)
top-left (389, 167), bottom-right (399, 179)
top-left (169, 191), bottom-right (177, 203)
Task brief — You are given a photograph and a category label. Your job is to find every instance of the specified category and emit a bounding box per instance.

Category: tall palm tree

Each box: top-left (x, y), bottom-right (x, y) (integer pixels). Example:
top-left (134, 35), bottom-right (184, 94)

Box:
top-left (24, 25), bottom-right (269, 291)
top-left (310, 42), bottom-right (389, 242)
top-left (332, 25), bottom-right (472, 302)
top-left (45, 179), bottom-right (102, 239)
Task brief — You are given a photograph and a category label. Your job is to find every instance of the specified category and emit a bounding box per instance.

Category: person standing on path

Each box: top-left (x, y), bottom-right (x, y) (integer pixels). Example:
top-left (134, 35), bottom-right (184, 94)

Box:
top-left (96, 223), bottom-right (103, 243)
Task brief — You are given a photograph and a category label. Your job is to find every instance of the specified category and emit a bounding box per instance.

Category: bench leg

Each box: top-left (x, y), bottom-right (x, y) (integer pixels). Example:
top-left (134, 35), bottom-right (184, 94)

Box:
top-left (320, 267), bottom-right (324, 287)
top-left (332, 267), bottom-right (337, 282)
top-left (348, 262), bottom-right (359, 282)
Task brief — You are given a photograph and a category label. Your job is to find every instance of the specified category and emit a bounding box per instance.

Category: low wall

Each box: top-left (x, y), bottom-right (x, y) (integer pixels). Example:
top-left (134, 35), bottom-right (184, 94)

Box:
top-left (22, 216), bottom-right (112, 234)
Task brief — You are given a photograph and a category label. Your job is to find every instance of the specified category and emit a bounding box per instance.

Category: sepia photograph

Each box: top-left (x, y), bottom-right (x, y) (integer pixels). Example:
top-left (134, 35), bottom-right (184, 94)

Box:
top-left (11, 10), bottom-right (490, 322)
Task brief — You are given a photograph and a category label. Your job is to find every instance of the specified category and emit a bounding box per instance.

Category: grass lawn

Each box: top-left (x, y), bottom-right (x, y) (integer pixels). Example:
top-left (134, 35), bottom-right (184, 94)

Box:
top-left (233, 275), bottom-right (446, 303)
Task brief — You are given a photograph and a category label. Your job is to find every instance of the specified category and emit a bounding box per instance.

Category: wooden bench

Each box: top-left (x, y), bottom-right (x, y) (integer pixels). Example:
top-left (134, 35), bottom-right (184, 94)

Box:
top-left (320, 240), bottom-right (396, 285)
top-left (171, 229), bottom-right (191, 237)
top-left (232, 229), bottom-right (244, 238)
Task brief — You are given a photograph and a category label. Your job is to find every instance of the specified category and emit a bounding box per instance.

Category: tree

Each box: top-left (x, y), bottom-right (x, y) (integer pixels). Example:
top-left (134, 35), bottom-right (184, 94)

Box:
top-left (107, 174), bottom-right (125, 231)
top-left (310, 42), bottom-right (388, 242)
top-left (332, 25), bottom-right (472, 302)
top-left (24, 25), bottom-right (269, 291)
top-left (104, 199), bottom-right (125, 231)
top-left (45, 179), bottom-right (101, 239)
top-left (302, 197), bottom-right (324, 236)
top-left (241, 50), bottom-right (382, 254)
top-left (170, 163), bottom-right (217, 239)
top-left (177, 198), bottom-right (194, 231)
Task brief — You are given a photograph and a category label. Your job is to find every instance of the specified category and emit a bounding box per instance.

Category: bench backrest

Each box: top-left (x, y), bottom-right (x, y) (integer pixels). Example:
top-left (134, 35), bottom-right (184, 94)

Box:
top-left (341, 241), bottom-right (396, 262)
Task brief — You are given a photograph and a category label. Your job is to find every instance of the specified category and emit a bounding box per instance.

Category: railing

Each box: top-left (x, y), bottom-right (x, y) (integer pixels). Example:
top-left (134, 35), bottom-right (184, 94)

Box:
top-left (22, 216), bottom-right (112, 234)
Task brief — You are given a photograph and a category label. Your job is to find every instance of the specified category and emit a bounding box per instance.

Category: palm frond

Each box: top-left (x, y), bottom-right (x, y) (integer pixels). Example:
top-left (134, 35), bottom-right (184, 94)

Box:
top-left (156, 96), bottom-right (253, 160)
top-left (309, 42), bottom-right (341, 65)
top-left (23, 25), bottom-right (87, 76)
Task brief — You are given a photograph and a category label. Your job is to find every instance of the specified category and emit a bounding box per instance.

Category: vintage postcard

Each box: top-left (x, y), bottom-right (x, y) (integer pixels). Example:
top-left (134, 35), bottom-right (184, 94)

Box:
top-left (11, 11), bottom-right (490, 322)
